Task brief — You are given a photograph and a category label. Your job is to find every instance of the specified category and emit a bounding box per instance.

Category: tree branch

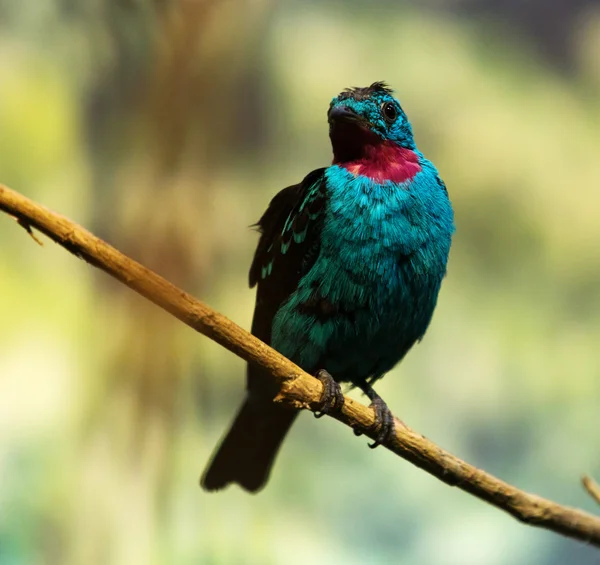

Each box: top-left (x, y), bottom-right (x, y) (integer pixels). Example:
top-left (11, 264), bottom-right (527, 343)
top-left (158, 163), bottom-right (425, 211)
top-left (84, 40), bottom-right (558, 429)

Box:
top-left (1, 182), bottom-right (599, 548)
top-left (583, 476), bottom-right (600, 506)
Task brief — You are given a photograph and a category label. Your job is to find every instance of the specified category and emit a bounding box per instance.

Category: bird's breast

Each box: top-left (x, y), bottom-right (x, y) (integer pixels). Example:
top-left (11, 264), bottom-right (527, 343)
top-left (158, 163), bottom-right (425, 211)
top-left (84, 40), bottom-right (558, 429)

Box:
top-left (323, 168), bottom-right (418, 282)
top-left (312, 165), bottom-right (452, 308)
top-left (271, 163), bottom-right (453, 379)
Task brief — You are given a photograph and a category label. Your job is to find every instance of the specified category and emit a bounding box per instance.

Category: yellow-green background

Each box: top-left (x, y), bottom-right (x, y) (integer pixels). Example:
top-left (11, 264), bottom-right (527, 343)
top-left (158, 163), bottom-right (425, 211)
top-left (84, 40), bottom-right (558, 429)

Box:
top-left (1, 1), bottom-right (599, 564)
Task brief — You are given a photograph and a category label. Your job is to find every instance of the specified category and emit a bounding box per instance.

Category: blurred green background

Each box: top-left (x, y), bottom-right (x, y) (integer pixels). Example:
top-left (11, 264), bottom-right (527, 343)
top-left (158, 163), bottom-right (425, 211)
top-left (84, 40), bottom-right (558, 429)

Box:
top-left (1, 1), bottom-right (600, 564)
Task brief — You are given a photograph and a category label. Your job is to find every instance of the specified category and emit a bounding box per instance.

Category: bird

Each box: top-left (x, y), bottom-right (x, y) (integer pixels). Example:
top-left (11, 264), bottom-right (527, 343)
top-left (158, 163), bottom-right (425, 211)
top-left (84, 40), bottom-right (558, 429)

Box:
top-left (201, 82), bottom-right (455, 493)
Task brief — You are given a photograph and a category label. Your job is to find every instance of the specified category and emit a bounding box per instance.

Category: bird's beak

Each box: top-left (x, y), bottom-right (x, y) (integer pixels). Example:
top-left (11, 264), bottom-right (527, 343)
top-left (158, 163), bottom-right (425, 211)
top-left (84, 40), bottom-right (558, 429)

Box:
top-left (328, 102), bottom-right (380, 163)
top-left (327, 105), bottom-right (361, 125)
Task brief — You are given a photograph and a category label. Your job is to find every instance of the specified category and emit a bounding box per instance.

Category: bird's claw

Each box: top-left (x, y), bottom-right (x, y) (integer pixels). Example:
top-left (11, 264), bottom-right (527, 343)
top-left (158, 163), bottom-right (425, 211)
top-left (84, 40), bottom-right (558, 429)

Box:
top-left (367, 396), bottom-right (396, 448)
top-left (313, 369), bottom-right (345, 418)
top-left (352, 391), bottom-right (396, 447)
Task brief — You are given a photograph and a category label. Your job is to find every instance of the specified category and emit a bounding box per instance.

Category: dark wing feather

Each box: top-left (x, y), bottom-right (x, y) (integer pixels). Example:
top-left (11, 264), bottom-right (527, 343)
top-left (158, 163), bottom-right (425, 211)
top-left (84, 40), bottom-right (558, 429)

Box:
top-left (247, 168), bottom-right (327, 396)
top-left (201, 169), bottom-right (328, 492)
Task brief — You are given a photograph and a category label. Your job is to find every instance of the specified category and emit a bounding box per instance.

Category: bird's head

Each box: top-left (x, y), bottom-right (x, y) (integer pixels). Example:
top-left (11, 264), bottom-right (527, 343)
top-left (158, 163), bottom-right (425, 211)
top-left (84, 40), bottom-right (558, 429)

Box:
top-left (327, 82), bottom-right (415, 164)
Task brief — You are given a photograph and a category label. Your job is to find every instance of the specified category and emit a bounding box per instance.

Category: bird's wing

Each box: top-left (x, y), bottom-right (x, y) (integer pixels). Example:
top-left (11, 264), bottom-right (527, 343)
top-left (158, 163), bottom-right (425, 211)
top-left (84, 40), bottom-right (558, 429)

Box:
top-left (247, 168), bottom-right (327, 395)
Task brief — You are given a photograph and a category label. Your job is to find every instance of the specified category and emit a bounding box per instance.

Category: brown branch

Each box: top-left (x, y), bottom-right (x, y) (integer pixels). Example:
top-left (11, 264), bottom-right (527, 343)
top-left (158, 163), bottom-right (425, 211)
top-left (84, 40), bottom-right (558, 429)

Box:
top-left (1, 182), bottom-right (599, 548)
top-left (583, 476), bottom-right (600, 505)
top-left (13, 215), bottom-right (44, 245)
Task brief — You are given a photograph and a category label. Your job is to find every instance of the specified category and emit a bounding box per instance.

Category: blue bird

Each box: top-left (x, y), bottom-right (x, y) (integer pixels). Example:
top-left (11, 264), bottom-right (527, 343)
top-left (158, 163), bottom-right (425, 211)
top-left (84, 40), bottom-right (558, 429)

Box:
top-left (201, 82), bottom-right (454, 492)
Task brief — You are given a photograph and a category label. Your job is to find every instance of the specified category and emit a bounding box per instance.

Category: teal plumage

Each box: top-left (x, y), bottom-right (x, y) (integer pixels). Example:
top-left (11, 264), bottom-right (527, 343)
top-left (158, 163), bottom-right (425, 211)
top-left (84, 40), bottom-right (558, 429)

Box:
top-left (273, 159), bottom-right (452, 381)
top-left (202, 82), bottom-right (455, 493)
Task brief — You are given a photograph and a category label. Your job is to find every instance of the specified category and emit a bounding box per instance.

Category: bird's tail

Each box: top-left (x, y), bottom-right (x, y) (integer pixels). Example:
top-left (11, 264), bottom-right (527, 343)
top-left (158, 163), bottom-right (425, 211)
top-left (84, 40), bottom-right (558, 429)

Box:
top-left (201, 395), bottom-right (298, 493)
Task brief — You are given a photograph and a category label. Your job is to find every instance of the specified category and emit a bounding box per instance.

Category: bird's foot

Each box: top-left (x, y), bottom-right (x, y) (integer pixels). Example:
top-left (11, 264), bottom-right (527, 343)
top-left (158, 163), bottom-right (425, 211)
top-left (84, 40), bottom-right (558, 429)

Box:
top-left (353, 386), bottom-right (396, 448)
top-left (366, 396), bottom-right (396, 448)
top-left (313, 369), bottom-right (345, 418)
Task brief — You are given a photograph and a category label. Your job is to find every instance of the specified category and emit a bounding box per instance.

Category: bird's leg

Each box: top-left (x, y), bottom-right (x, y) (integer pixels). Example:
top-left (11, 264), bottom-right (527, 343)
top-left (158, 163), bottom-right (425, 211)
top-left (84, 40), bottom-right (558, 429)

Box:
top-left (313, 369), bottom-right (345, 418)
top-left (354, 384), bottom-right (396, 448)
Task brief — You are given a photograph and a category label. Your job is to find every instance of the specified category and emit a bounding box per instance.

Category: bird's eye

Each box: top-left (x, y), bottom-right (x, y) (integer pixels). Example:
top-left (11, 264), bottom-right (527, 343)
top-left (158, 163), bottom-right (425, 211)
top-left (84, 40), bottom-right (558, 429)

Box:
top-left (381, 102), bottom-right (397, 123)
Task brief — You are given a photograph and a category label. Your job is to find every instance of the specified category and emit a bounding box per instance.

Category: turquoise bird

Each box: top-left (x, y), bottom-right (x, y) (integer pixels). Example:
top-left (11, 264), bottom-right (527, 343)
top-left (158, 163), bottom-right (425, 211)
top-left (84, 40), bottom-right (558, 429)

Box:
top-left (202, 82), bottom-right (455, 492)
